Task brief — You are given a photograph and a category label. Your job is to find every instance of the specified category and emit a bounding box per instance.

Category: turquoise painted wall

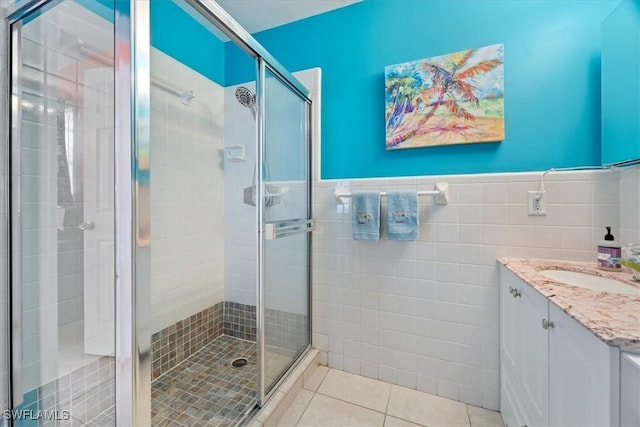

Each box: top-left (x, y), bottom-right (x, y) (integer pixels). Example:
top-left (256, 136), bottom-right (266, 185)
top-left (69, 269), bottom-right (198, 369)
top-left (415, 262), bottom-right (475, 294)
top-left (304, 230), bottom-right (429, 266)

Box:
top-left (92, 0), bottom-right (226, 85)
top-left (602, 0), bottom-right (640, 165)
top-left (150, 1), bottom-right (226, 86)
top-left (226, 0), bottom-right (621, 179)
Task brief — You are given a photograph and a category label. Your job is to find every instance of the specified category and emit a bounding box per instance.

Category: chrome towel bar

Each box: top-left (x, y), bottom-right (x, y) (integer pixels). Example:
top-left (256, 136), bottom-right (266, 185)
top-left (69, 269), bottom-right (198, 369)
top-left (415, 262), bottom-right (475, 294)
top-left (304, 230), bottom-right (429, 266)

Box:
top-left (334, 183), bottom-right (449, 205)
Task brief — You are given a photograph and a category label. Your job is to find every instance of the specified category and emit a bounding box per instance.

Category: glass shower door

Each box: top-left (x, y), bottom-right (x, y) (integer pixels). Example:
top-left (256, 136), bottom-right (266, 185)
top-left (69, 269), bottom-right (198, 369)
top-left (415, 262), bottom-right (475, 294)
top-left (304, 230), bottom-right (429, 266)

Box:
top-left (260, 67), bottom-right (312, 397)
top-left (8, 1), bottom-right (116, 424)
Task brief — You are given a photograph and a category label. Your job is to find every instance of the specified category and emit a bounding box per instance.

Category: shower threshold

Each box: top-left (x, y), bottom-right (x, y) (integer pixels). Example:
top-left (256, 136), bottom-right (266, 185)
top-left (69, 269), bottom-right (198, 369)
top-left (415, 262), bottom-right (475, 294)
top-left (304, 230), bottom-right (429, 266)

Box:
top-left (151, 335), bottom-right (257, 426)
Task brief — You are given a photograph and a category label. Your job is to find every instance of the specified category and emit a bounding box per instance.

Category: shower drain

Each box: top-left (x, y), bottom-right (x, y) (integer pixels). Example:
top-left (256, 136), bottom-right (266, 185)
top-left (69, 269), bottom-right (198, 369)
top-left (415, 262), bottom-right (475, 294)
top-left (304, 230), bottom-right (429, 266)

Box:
top-left (231, 357), bottom-right (248, 368)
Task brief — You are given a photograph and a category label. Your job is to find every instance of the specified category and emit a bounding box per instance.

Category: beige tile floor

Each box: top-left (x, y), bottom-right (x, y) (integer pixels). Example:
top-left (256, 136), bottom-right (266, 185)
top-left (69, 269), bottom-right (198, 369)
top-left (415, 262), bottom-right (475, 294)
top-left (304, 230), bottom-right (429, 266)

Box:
top-left (277, 367), bottom-right (503, 427)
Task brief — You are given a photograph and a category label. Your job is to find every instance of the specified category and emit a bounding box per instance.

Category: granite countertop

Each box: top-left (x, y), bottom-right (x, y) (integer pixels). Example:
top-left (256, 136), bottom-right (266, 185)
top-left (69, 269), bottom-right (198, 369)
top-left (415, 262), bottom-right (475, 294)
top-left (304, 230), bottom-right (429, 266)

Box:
top-left (499, 258), bottom-right (640, 351)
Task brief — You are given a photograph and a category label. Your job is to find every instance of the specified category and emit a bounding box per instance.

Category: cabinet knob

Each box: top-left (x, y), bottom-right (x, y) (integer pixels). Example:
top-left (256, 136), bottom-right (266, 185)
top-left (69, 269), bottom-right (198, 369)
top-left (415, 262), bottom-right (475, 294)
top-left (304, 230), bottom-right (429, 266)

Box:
top-left (509, 286), bottom-right (521, 298)
top-left (542, 318), bottom-right (555, 329)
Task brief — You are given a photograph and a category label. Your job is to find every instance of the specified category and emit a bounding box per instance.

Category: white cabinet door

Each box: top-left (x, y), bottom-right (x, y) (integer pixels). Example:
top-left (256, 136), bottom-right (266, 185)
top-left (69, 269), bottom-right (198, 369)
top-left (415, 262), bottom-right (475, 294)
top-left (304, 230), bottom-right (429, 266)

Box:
top-left (516, 279), bottom-right (549, 427)
top-left (548, 303), bottom-right (619, 427)
top-left (621, 352), bottom-right (640, 426)
top-left (501, 366), bottom-right (528, 427)
top-left (500, 266), bottom-right (549, 427)
top-left (500, 267), bottom-right (522, 427)
top-left (500, 267), bottom-right (519, 373)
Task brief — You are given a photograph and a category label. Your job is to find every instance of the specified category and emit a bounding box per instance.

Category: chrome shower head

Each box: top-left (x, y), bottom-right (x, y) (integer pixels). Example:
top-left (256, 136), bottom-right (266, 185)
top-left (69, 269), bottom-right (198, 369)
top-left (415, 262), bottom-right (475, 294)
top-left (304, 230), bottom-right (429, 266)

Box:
top-left (235, 86), bottom-right (256, 109)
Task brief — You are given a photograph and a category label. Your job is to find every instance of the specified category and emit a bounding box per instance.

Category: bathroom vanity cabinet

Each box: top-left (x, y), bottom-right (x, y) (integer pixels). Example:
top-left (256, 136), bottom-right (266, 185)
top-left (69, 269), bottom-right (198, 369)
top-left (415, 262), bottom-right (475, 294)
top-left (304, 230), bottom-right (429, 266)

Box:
top-left (499, 266), bottom-right (620, 427)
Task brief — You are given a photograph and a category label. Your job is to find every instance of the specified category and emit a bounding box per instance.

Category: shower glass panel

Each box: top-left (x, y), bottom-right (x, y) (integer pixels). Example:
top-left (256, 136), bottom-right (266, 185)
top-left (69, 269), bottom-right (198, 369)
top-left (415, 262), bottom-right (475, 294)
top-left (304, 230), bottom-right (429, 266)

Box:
top-left (9, 0), bottom-right (116, 424)
top-left (262, 68), bottom-right (311, 395)
top-left (149, 1), bottom-right (261, 425)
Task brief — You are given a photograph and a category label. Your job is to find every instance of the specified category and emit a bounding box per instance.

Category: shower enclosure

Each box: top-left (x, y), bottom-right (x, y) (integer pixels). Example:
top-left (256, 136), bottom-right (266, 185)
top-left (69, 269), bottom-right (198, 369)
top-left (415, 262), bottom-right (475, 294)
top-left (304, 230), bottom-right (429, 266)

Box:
top-left (1, 0), bottom-right (313, 425)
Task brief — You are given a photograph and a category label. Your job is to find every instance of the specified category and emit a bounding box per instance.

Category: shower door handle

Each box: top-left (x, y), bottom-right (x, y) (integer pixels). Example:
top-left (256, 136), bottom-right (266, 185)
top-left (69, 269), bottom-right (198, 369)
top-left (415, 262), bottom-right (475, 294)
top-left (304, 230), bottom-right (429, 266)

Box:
top-left (264, 219), bottom-right (315, 240)
top-left (79, 221), bottom-right (95, 231)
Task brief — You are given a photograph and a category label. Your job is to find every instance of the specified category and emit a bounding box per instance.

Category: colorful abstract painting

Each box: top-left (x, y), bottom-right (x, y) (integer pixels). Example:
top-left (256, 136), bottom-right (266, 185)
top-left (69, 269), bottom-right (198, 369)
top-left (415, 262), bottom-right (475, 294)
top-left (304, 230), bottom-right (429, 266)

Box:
top-left (385, 44), bottom-right (504, 150)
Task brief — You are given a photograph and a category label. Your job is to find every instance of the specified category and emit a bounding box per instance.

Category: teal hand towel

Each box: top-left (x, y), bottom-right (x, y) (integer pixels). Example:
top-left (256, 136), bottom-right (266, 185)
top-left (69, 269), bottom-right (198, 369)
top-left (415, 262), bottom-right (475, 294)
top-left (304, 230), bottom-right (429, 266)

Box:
top-left (387, 191), bottom-right (419, 241)
top-left (352, 192), bottom-right (381, 240)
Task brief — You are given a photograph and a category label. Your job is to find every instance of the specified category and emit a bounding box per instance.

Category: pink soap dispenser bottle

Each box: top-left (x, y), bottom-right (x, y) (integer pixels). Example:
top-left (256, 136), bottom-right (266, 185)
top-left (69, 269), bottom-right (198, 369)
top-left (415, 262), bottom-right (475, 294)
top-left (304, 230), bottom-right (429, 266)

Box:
top-left (597, 226), bottom-right (621, 271)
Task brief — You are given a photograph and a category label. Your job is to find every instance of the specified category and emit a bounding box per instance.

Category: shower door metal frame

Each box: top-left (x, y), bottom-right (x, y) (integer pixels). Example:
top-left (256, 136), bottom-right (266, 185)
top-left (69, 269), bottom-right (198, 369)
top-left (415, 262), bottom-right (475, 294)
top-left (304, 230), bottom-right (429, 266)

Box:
top-left (6, 6), bottom-right (23, 413)
top-left (1, 1), bottom-right (12, 421)
top-left (256, 58), bottom-right (314, 406)
top-left (256, 59), bottom-right (266, 406)
top-left (113, 0), bottom-right (152, 425)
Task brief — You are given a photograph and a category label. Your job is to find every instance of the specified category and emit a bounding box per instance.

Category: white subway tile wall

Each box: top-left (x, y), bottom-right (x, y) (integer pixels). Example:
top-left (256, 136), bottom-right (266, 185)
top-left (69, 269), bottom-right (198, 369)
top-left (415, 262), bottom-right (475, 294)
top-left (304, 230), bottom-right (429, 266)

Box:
top-left (222, 81), bottom-right (258, 307)
top-left (150, 48), bottom-right (225, 333)
top-left (312, 169), bottom-right (626, 410)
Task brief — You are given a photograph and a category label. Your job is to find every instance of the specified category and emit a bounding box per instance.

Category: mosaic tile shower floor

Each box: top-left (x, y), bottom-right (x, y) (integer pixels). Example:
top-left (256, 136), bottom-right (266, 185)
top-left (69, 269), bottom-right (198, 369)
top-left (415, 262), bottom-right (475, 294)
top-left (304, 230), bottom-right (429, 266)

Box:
top-left (151, 335), bottom-right (257, 426)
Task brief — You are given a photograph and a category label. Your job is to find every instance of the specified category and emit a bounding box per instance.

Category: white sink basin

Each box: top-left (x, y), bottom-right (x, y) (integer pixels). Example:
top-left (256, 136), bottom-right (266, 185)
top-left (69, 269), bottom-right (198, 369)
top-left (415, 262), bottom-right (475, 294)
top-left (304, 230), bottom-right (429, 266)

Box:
top-left (539, 269), bottom-right (640, 296)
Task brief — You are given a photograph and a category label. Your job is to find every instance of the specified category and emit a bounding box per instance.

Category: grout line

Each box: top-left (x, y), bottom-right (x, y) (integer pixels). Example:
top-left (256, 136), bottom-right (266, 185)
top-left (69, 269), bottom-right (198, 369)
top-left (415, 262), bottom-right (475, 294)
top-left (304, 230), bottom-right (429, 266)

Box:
top-left (288, 388), bottom-right (315, 427)
top-left (384, 383), bottom-right (392, 416)
top-left (385, 412), bottom-right (429, 427)
top-left (311, 366), bottom-right (330, 392)
top-left (466, 403), bottom-right (472, 427)
top-left (311, 370), bottom-right (392, 416)
top-left (314, 387), bottom-right (433, 427)
top-left (312, 391), bottom-right (389, 415)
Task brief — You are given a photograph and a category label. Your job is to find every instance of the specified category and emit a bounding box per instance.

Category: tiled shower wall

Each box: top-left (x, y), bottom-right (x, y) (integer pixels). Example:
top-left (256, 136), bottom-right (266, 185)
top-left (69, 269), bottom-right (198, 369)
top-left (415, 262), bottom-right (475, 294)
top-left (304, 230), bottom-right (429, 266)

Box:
top-left (151, 303), bottom-right (224, 381)
top-left (311, 169), bottom-right (622, 410)
top-left (222, 80), bottom-right (257, 308)
top-left (15, 356), bottom-right (115, 426)
top-left (150, 48), bottom-right (225, 334)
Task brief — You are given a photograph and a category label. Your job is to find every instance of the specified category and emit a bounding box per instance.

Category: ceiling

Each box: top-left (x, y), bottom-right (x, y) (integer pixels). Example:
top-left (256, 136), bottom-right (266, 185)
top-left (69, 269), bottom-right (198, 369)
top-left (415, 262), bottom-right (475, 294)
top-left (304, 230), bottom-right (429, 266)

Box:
top-left (215, 0), bottom-right (362, 33)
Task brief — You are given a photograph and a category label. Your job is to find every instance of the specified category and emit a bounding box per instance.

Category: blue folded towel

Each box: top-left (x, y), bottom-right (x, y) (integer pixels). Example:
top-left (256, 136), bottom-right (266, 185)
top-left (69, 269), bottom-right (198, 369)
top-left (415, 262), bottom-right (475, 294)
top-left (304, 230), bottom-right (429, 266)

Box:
top-left (386, 191), bottom-right (419, 241)
top-left (352, 192), bottom-right (381, 240)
